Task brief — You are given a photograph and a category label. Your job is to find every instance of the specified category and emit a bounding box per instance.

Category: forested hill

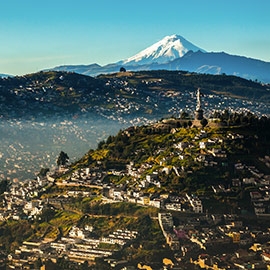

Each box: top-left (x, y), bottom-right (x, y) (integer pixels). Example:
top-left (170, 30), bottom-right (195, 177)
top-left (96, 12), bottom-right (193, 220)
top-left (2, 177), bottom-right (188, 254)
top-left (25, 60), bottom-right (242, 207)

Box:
top-left (71, 112), bottom-right (270, 178)
top-left (0, 70), bottom-right (269, 119)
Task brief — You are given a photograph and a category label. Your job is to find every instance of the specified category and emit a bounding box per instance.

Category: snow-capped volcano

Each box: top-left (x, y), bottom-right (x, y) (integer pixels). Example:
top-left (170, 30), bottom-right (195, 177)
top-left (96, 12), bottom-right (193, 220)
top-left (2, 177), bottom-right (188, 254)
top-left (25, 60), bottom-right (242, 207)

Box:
top-left (49, 34), bottom-right (270, 83)
top-left (120, 34), bottom-right (206, 65)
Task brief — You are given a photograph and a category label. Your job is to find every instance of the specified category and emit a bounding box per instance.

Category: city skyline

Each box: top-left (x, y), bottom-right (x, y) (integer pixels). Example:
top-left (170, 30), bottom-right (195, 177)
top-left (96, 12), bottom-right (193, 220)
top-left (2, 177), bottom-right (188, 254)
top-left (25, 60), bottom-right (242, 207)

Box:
top-left (1, 0), bottom-right (270, 76)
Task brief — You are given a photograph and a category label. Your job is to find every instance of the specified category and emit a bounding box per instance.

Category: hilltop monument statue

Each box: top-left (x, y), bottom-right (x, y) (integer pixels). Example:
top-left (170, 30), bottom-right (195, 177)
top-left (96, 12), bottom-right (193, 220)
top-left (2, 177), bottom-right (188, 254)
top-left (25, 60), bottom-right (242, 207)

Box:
top-left (196, 88), bottom-right (201, 111)
top-left (195, 88), bottom-right (204, 120)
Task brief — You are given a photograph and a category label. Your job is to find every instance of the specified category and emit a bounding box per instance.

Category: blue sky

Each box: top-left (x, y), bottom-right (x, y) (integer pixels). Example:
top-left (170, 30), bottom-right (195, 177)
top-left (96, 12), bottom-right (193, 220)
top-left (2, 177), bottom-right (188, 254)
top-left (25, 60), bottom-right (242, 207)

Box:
top-left (1, 0), bottom-right (270, 75)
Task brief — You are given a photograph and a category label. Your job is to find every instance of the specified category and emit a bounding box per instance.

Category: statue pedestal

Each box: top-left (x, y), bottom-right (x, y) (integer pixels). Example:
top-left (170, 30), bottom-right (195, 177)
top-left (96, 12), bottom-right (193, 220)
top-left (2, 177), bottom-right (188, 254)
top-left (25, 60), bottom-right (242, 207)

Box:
top-left (195, 109), bottom-right (204, 120)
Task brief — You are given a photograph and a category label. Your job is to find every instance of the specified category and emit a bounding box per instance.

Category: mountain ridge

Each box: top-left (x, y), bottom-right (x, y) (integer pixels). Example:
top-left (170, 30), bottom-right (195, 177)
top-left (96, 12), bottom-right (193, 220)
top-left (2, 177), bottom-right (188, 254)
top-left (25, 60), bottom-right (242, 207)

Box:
top-left (48, 34), bottom-right (270, 83)
top-left (0, 73), bottom-right (13, 78)
top-left (157, 50), bottom-right (270, 82)
top-left (0, 70), bottom-right (269, 121)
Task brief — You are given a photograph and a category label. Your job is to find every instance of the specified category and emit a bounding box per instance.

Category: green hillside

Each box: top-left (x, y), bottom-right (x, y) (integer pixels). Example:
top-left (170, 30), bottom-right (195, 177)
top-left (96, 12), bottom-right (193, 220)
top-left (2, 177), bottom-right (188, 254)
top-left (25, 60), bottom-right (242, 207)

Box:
top-left (0, 70), bottom-right (269, 118)
top-left (68, 112), bottom-right (270, 212)
top-left (99, 70), bottom-right (270, 101)
top-left (1, 112), bottom-right (270, 269)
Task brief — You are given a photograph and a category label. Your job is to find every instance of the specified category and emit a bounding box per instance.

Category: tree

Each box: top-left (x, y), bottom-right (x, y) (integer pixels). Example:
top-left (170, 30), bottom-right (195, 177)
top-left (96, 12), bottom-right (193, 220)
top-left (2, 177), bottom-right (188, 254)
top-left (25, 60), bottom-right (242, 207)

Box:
top-left (57, 151), bottom-right (69, 166)
top-left (180, 111), bottom-right (189, 119)
top-left (200, 118), bottom-right (208, 128)
top-left (39, 207), bottom-right (56, 222)
top-left (0, 179), bottom-right (9, 194)
top-left (106, 135), bottom-right (113, 144)
top-left (97, 140), bottom-right (105, 149)
top-left (188, 120), bottom-right (193, 128)
top-left (120, 67), bottom-right (126, 72)
top-left (38, 167), bottom-right (49, 177)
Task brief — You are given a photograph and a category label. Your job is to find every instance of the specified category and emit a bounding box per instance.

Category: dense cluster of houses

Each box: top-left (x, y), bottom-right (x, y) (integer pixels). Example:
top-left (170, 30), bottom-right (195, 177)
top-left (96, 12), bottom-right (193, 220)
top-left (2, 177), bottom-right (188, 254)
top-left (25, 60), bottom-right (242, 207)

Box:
top-left (0, 176), bottom-right (52, 221)
top-left (1, 128), bottom-right (269, 216)
top-left (103, 77), bottom-right (270, 119)
top-left (1, 123), bottom-right (270, 268)
top-left (158, 212), bottom-right (270, 269)
top-left (8, 226), bottom-right (138, 269)
top-left (211, 157), bottom-right (270, 217)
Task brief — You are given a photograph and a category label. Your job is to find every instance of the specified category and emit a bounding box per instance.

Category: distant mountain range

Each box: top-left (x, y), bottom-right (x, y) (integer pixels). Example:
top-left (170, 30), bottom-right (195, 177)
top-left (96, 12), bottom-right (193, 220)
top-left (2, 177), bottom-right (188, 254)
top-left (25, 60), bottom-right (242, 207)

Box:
top-left (49, 34), bottom-right (270, 83)
top-left (0, 73), bottom-right (12, 78)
